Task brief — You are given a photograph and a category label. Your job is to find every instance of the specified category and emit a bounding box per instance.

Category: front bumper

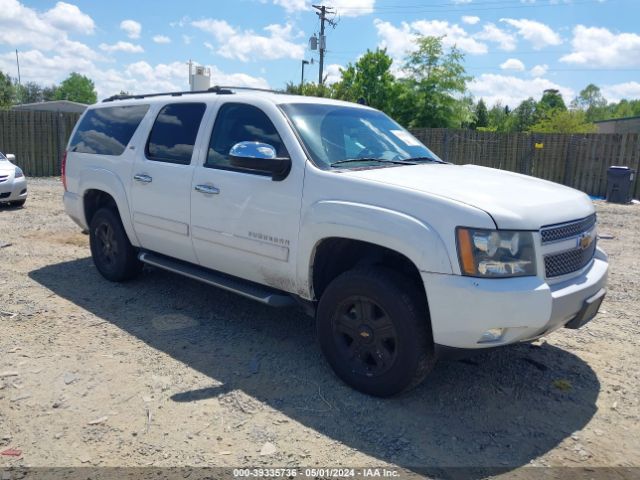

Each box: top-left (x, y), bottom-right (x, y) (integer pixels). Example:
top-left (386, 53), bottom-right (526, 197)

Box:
top-left (0, 176), bottom-right (27, 203)
top-left (422, 247), bottom-right (608, 352)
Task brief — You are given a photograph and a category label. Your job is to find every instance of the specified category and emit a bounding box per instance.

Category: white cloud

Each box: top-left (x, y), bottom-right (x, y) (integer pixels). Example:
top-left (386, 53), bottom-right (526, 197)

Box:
top-left (182, 35), bottom-right (193, 45)
top-left (273, 0), bottom-right (306, 12)
top-left (325, 63), bottom-right (343, 85)
top-left (469, 73), bottom-right (574, 107)
top-left (476, 23), bottom-right (517, 51)
top-left (152, 35), bottom-right (171, 44)
top-left (0, 0), bottom-right (99, 60)
top-left (43, 2), bottom-right (95, 34)
top-left (560, 25), bottom-right (640, 68)
top-left (274, 0), bottom-right (375, 16)
top-left (120, 19), bottom-right (142, 39)
top-left (530, 64), bottom-right (548, 77)
top-left (374, 18), bottom-right (488, 61)
top-left (193, 19), bottom-right (305, 61)
top-left (601, 82), bottom-right (640, 103)
top-left (500, 58), bottom-right (525, 71)
top-left (461, 15), bottom-right (480, 25)
top-left (500, 18), bottom-right (562, 49)
top-left (99, 41), bottom-right (144, 53)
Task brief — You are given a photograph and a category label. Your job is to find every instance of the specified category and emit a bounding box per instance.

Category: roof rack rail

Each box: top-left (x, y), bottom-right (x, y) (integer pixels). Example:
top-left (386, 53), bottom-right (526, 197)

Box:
top-left (102, 85), bottom-right (282, 103)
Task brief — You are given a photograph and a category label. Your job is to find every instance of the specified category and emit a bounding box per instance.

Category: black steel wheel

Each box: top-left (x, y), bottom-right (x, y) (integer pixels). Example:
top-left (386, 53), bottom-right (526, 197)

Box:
top-left (317, 266), bottom-right (435, 397)
top-left (89, 207), bottom-right (142, 282)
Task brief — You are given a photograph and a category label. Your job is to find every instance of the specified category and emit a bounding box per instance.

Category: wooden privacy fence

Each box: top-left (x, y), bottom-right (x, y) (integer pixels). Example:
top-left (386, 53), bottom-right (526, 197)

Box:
top-left (411, 128), bottom-right (640, 199)
top-left (1, 111), bottom-right (639, 199)
top-left (0, 110), bottom-right (80, 177)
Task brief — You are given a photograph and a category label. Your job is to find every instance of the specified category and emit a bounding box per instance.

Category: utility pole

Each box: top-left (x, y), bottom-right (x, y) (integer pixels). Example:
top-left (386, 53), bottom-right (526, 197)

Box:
top-left (15, 49), bottom-right (21, 86)
top-left (312, 4), bottom-right (336, 85)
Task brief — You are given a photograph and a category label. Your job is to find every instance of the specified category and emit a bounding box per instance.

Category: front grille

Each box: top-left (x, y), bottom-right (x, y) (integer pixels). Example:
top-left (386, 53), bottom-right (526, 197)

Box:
top-left (541, 214), bottom-right (597, 244)
top-left (0, 192), bottom-right (10, 199)
top-left (544, 239), bottom-right (597, 277)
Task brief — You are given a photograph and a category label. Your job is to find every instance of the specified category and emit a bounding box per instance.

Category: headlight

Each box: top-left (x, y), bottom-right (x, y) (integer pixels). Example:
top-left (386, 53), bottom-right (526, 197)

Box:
top-left (15, 167), bottom-right (24, 178)
top-left (456, 227), bottom-right (536, 277)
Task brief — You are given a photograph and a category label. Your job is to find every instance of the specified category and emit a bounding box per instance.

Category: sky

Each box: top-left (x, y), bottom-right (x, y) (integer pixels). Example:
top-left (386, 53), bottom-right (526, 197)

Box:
top-left (1, 0), bottom-right (639, 107)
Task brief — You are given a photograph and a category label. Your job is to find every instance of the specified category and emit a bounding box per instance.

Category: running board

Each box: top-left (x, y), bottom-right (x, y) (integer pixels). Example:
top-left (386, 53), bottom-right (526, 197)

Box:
top-left (138, 251), bottom-right (296, 307)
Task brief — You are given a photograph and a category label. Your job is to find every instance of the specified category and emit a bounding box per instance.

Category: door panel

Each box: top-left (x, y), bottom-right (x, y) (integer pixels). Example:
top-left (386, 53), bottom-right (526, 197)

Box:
top-left (190, 101), bottom-right (304, 292)
top-left (130, 102), bottom-right (207, 263)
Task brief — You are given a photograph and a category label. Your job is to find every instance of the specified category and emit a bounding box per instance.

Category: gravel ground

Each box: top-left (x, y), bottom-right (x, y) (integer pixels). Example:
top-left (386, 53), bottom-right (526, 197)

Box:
top-left (0, 178), bottom-right (639, 476)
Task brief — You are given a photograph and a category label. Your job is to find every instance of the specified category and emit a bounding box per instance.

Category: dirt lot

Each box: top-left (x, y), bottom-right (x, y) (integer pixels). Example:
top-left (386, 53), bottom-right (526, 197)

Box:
top-left (1, 178), bottom-right (639, 475)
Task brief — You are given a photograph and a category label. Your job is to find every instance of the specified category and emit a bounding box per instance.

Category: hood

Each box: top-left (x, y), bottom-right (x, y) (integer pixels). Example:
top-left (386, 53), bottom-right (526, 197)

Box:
top-left (0, 161), bottom-right (15, 175)
top-left (343, 163), bottom-right (594, 230)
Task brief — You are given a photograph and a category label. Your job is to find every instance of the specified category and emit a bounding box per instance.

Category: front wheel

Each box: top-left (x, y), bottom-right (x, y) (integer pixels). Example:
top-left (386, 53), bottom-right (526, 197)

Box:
top-left (89, 208), bottom-right (142, 282)
top-left (316, 267), bottom-right (435, 397)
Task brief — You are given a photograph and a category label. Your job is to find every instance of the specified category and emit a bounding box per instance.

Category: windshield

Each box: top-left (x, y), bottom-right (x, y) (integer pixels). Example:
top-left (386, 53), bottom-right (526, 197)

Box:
top-left (280, 103), bottom-right (441, 169)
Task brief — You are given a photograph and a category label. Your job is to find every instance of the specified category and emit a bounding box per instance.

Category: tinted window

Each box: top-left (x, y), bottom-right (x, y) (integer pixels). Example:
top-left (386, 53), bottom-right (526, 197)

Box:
top-left (69, 105), bottom-right (149, 156)
top-left (206, 103), bottom-right (288, 169)
top-left (146, 103), bottom-right (206, 165)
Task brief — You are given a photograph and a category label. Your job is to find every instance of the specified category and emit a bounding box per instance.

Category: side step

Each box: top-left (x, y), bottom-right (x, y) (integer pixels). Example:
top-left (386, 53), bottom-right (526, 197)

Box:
top-left (138, 251), bottom-right (296, 307)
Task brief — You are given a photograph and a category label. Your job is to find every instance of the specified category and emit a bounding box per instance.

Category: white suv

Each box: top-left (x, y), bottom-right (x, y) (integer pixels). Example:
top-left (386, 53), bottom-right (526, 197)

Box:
top-left (63, 87), bottom-right (608, 396)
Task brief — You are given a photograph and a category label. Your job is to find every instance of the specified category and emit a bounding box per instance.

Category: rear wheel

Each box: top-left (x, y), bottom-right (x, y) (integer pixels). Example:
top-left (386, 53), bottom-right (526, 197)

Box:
top-left (89, 208), bottom-right (142, 282)
top-left (316, 267), bottom-right (435, 397)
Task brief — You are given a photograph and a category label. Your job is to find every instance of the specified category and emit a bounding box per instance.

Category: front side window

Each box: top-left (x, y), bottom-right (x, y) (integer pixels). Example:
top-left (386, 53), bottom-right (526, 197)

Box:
top-left (280, 103), bottom-right (441, 169)
top-left (69, 105), bottom-right (149, 156)
top-left (146, 103), bottom-right (206, 165)
top-left (206, 103), bottom-right (288, 171)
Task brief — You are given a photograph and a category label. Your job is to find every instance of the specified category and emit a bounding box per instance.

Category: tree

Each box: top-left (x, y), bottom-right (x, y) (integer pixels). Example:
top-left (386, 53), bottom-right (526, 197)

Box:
top-left (16, 81), bottom-right (44, 104)
top-left (42, 85), bottom-right (58, 101)
top-left (0, 71), bottom-right (15, 108)
top-left (54, 72), bottom-right (97, 104)
top-left (512, 97), bottom-right (537, 132)
top-left (473, 99), bottom-right (488, 129)
top-left (332, 48), bottom-right (396, 112)
top-left (529, 109), bottom-right (597, 133)
top-left (573, 84), bottom-right (608, 122)
top-left (403, 36), bottom-right (471, 128)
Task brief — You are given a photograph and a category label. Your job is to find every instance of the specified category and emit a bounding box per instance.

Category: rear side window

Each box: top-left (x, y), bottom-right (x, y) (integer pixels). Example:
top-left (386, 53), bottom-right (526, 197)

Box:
top-left (146, 103), bottom-right (206, 165)
top-left (69, 105), bottom-right (149, 156)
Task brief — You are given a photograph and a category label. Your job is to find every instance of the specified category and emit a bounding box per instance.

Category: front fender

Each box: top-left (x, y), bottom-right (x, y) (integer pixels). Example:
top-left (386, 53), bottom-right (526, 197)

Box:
top-left (297, 200), bottom-right (453, 299)
top-left (78, 168), bottom-right (140, 247)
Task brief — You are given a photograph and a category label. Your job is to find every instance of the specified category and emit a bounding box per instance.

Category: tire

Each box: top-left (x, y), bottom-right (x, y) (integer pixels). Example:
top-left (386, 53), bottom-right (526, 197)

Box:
top-left (11, 199), bottom-right (26, 207)
top-left (316, 266), bottom-right (435, 397)
top-left (89, 207), bottom-right (142, 282)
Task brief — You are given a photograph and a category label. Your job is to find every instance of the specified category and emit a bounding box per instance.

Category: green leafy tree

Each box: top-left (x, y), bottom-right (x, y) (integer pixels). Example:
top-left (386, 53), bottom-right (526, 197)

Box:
top-left (486, 102), bottom-right (512, 132)
top-left (0, 71), bottom-right (15, 108)
top-left (529, 109), bottom-right (597, 133)
top-left (573, 84), bottom-right (608, 122)
top-left (42, 85), bottom-right (58, 101)
top-left (54, 72), bottom-right (97, 104)
top-left (332, 48), bottom-right (396, 112)
top-left (512, 97), bottom-right (537, 132)
top-left (16, 81), bottom-right (44, 104)
top-left (403, 36), bottom-right (471, 128)
top-left (473, 99), bottom-right (488, 129)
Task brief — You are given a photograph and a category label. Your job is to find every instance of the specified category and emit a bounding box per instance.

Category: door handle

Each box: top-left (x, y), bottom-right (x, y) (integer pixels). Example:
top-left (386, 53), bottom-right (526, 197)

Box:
top-left (133, 174), bottom-right (152, 183)
top-left (195, 184), bottom-right (220, 195)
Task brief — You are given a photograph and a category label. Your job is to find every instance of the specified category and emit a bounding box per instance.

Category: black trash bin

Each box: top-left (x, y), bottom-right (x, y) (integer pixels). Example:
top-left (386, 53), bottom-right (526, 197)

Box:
top-left (606, 166), bottom-right (635, 204)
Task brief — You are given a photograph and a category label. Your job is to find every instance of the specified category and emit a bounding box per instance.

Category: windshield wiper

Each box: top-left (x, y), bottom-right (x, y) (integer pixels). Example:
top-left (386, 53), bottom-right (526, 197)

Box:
top-left (403, 156), bottom-right (446, 164)
top-left (330, 158), bottom-right (418, 168)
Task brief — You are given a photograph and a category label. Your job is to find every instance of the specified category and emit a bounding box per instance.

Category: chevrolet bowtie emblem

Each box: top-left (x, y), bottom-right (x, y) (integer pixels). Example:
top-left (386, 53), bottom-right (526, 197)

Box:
top-left (579, 233), bottom-right (593, 250)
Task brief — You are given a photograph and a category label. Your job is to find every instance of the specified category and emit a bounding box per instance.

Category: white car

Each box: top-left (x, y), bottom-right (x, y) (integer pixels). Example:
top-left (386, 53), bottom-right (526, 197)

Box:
top-left (0, 152), bottom-right (27, 207)
top-left (62, 87), bottom-right (608, 396)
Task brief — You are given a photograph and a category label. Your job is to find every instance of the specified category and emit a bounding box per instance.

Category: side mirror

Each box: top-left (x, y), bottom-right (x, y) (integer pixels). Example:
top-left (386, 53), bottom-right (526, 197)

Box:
top-left (6, 154), bottom-right (15, 162)
top-left (228, 141), bottom-right (291, 181)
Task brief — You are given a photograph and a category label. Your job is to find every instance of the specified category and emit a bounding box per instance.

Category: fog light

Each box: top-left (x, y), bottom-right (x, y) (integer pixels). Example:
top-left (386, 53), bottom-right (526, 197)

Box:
top-left (478, 328), bottom-right (505, 343)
